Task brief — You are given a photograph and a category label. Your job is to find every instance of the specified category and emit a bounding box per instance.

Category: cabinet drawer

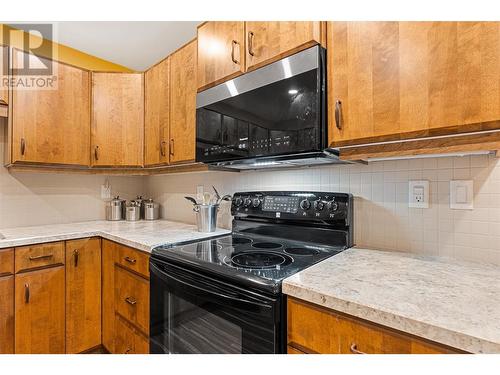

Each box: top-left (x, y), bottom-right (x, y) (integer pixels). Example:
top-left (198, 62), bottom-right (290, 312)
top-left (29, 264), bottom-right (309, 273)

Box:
top-left (288, 297), bottom-right (457, 354)
top-left (115, 266), bottom-right (149, 334)
top-left (114, 314), bottom-right (149, 354)
top-left (15, 242), bottom-right (65, 273)
top-left (0, 248), bottom-right (14, 276)
top-left (115, 245), bottom-right (150, 278)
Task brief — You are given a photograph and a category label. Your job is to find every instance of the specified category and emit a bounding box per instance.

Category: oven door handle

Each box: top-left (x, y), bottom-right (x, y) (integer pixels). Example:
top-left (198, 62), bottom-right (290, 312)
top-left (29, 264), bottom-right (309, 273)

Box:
top-left (150, 262), bottom-right (273, 310)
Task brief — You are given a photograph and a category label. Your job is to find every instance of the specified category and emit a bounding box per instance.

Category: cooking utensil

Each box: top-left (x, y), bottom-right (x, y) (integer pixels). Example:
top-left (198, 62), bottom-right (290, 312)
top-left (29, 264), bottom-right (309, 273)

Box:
top-left (212, 186), bottom-right (221, 201)
top-left (184, 196), bottom-right (198, 205)
top-left (106, 196), bottom-right (125, 221)
top-left (203, 192), bottom-right (211, 205)
top-left (219, 194), bottom-right (232, 203)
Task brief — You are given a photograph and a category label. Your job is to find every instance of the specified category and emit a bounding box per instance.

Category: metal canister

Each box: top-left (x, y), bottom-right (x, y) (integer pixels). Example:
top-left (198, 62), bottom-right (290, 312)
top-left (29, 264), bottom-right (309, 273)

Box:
top-left (193, 204), bottom-right (219, 232)
top-left (144, 199), bottom-right (160, 220)
top-left (125, 200), bottom-right (141, 221)
top-left (134, 195), bottom-right (145, 219)
top-left (106, 196), bottom-right (125, 221)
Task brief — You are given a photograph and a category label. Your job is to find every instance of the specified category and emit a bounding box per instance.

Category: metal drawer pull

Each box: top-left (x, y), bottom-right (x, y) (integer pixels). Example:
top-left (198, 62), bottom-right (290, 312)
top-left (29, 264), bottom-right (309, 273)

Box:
top-left (94, 145), bottom-right (99, 161)
top-left (25, 283), bottom-right (30, 303)
top-left (231, 40), bottom-right (240, 64)
top-left (160, 140), bottom-right (167, 157)
top-left (74, 249), bottom-right (79, 267)
top-left (125, 348), bottom-right (132, 354)
top-left (248, 31), bottom-right (255, 56)
top-left (20, 138), bottom-right (26, 156)
top-left (169, 139), bottom-right (174, 156)
top-left (124, 256), bottom-right (136, 264)
top-left (350, 343), bottom-right (365, 354)
top-left (335, 100), bottom-right (343, 130)
top-left (125, 296), bottom-right (137, 305)
top-left (29, 254), bottom-right (53, 261)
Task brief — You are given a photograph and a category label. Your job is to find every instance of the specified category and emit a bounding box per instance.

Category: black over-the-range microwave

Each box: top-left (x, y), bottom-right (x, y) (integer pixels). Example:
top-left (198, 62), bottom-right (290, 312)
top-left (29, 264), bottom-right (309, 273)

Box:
top-left (195, 45), bottom-right (349, 170)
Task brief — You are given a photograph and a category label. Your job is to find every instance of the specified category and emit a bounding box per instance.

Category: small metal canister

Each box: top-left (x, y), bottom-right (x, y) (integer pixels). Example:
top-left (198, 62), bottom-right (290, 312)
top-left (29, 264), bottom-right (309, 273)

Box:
top-left (144, 199), bottom-right (160, 220)
top-left (125, 200), bottom-right (141, 221)
top-left (106, 196), bottom-right (125, 221)
top-left (194, 204), bottom-right (219, 232)
top-left (134, 195), bottom-right (145, 219)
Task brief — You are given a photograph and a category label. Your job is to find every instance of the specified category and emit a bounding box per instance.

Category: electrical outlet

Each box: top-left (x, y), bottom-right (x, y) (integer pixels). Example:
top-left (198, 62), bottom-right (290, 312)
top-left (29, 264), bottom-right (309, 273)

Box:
top-left (409, 180), bottom-right (429, 208)
top-left (101, 179), bottom-right (111, 200)
top-left (196, 185), bottom-right (204, 203)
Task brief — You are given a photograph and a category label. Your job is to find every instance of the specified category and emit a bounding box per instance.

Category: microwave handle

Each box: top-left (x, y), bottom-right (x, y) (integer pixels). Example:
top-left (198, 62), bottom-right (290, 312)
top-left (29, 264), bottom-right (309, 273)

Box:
top-left (150, 261), bottom-right (272, 310)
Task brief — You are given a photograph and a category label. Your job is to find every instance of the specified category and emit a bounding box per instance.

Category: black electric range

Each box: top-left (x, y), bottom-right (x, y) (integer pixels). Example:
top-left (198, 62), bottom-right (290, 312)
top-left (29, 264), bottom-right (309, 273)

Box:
top-left (150, 191), bottom-right (353, 354)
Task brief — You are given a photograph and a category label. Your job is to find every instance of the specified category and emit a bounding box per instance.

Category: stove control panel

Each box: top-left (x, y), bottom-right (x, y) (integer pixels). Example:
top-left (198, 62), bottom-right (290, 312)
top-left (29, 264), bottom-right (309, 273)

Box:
top-left (231, 191), bottom-right (352, 224)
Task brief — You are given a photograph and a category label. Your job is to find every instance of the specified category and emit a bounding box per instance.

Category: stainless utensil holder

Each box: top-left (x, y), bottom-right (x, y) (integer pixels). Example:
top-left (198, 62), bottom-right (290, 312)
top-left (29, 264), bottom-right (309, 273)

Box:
top-left (193, 204), bottom-right (219, 232)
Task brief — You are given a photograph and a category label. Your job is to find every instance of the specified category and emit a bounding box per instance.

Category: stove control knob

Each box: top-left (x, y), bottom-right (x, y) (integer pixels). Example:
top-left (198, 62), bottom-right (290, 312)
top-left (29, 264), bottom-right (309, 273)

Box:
top-left (243, 198), bottom-right (252, 207)
top-left (300, 199), bottom-right (311, 210)
top-left (234, 197), bottom-right (243, 207)
top-left (328, 201), bottom-right (339, 211)
top-left (314, 200), bottom-right (325, 211)
top-left (252, 198), bottom-right (261, 208)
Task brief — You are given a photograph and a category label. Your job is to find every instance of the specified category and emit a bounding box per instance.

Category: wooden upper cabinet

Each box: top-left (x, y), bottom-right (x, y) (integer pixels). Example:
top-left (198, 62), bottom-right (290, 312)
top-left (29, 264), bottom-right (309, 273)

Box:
top-left (11, 49), bottom-right (90, 165)
top-left (0, 45), bottom-right (8, 106)
top-left (91, 72), bottom-right (144, 167)
top-left (197, 22), bottom-right (245, 90)
top-left (65, 238), bottom-right (101, 354)
top-left (328, 22), bottom-right (500, 147)
top-left (245, 22), bottom-right (322, 71)
top-left (15, 266), bottom-right (65, 354)
top-left (144, 57), bottom-right (170, 166)
top-left (170, 40), bottom-right (197, 164)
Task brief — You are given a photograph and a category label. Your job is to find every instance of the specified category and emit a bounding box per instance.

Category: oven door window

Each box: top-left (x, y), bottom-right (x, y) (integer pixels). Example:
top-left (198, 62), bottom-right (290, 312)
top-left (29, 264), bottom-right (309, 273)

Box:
top-left (150, 261), bottom-right (280, 354)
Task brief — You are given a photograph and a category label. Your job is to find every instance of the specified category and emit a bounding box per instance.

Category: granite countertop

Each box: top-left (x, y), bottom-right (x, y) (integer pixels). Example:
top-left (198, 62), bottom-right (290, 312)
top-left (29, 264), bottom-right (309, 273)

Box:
top-left (283, 247), bottom-right (500, 354)
top-left (0, 220), bottom-right (231, 252)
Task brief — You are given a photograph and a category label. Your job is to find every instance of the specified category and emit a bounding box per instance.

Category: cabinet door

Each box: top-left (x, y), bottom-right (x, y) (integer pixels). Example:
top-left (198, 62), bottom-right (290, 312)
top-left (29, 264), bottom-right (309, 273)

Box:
top-left (145, 57), bottom-right (170, 166)
top-left (245, 22), bottom-right (322, 71)
top-left (102, 239), bottom-right (116, 353)
top-left (15, 266), bottom-right (65, 354)
top-left (11, 49), bottom-right (90, 165)
top-left (91, 72), bottom-right (144, 167)
top-left (328, 22), bottom-right (500, 147)
top-left (197, 22), bottom-right (245, 90)
top-left (0, 275), bottom-right (14, 354)
top-left (0, 45), bottom-right (8, 106)
top-left (170, 40), bottom-right (197, 164)
top-left (65, 238), bottom-right (101, 353)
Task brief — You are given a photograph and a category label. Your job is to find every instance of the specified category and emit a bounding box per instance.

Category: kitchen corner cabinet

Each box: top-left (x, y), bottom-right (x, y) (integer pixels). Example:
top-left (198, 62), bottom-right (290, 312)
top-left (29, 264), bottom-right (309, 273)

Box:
top-left (169, 40), bottom-right (197, 164)
top-left (197, 22), bottom-right (245, 91)
top-left (328, 21), bottom-right (500, 148)
top-left (245, 22), bottom-right (322, 71)
top-left (65, 238), bottom-right (102, 354)
top-left (91, 72), bottom-right (144, 167)
top-left (0, 248), bottom-right (14, 354)
top-left (144, 57), bottom-right (170, 166)
top-left (287, 297), bottom-right (461, 354)
top-left (10, 49), bottom-right (91, 165)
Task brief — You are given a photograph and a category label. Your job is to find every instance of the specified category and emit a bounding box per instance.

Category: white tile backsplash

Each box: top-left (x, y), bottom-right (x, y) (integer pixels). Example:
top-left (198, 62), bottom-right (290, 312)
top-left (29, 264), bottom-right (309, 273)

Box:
top-left (146, 154), bottom-right (500, 266)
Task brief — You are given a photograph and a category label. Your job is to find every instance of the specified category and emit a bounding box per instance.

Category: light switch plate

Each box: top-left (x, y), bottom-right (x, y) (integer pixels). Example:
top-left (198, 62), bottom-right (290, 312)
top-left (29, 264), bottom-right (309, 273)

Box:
top-left (196, 185), bottom-right (204, 203)
top-left (409, 180), bottom-right (429, 208)
top-left (450, 180), bottom-right (473, 210)
top-left (101, 183), bottom-right (111, 200)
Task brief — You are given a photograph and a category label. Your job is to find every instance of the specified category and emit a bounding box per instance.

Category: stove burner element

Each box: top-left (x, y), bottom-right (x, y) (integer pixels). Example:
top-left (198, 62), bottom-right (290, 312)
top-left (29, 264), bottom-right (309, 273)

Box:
top-left (284, 247), bottom-right (320, 256)
top-left (252, 242), bottom-right (282, 249)
top-left (231, 251), bottom-right (292, 269)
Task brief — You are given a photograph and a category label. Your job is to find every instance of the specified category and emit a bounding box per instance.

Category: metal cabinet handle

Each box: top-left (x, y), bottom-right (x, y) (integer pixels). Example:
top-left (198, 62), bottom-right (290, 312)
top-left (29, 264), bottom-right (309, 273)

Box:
top-left (74, 249), bottom-right (79, 267)
top-left (125, 296), bottom-right (137, 305)
top-left (160, 140), bottom-right (167, 157)
top-left (169, 139), bottom-right (174, 156)
top-left (231, 40), bottom-right (240, 64)
top-left (124, 256), bottom-right (136, 264)
top-left (94, 145), bottom-right (99, 161)
top-left (335, 100), bottom-right (343, 130)
top-left (350, 343), bottom-right (365, 354)
top-left (248, 31), bottom-right (255, 56)
top-left (20, 138), bottom-right (26, 156)
top-left (29, 254), bottom-right (53, 261)
top-left (124, 348), bottom-right (132, 354)
top-left (25, 283), bottom-right (30, 303)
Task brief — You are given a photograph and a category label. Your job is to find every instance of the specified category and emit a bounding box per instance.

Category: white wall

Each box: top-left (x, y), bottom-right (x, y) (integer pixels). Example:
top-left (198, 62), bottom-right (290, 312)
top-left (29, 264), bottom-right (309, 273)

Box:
top-left (0, 123), bottom-right (146, 229)
top-left (146, 154), bottom-right (500, 266)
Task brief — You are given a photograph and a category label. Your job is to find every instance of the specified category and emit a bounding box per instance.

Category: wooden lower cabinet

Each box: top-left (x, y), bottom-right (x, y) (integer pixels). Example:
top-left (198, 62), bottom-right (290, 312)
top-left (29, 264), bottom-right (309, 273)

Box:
top-left (65, 238), bottom-right (102, 354)
top-left (287, 297), bottom-right (461, 354)
top-left (114, 314), bottom-right (149, 354)
top-left (0, 275), bottom-right (14, 353)
top-left (15, 266), bottom-right (65, 354)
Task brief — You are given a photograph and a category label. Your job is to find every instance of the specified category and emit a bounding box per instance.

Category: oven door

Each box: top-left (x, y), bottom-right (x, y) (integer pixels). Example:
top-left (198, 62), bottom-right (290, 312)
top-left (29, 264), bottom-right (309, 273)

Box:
top-left (150, 258), bottom-right (284, 354)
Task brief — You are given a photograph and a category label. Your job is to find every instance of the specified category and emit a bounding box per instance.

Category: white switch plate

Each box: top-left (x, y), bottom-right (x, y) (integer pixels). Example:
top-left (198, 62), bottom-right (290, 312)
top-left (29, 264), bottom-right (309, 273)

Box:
top-left (196, 185), bottom-right (204, 202)
top-left (409, 180), bottom-right (429, 208)
top-left (450, 180), bottom-right (473, 210)
top-left (101, 184), bottom-right (111, 200)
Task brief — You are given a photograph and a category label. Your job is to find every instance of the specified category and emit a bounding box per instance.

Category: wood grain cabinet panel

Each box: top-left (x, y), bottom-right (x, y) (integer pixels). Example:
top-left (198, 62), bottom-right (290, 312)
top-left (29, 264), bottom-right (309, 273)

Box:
top-left (0, 45), bottom-right (8, 106)
top-left (245, 21), bottom-right (322, 71)
top-left (65, 238), bottom-right (102, 354)
top-left (328, 21), bottom-right (500, 148)
top-left (102, 239), bottom-right (117, 353)
top-left (287, 297), bottom-right (460, 354)
top-left (15, 241), bottom-right (64, 273)
top-left (197, 22), bottom-right (245, 90)
top-left (115, 243), bottom-right (150, 278)
top-left (0, 275), bottom-right (14, 354)
top-left (114, 314), bottom-right (149, 354)
top-left (0, 248), bottom-right (14, 276)
top-left (91, 72), bottom-right (144, 167)
top-left (15, 266), bottom-right (65, 354)
top-left (11, 49), bottom-right (90, 165)
top-left (170, 40), bottom-right (197, 164)
top-left (145, 57), bottom-right (170, 166)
